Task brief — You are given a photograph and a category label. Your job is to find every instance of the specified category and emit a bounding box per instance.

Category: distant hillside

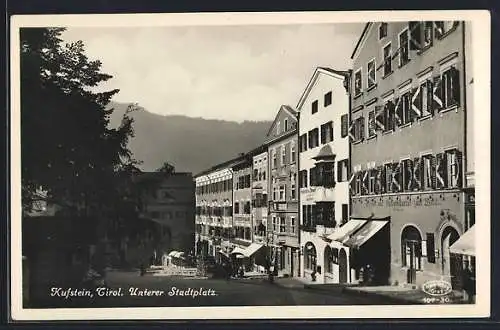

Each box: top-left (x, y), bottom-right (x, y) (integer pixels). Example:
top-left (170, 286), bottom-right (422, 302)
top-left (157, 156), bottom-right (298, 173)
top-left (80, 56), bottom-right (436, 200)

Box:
top-left (108, 102), bottom-right (272, 175)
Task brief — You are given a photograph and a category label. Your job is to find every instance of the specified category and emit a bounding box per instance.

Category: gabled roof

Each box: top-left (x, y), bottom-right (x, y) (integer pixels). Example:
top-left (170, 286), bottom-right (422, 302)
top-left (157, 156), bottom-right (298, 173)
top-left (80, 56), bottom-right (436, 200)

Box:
top-left (265, 104), bottom-right (298, 138)
top-left (351, 23), bottom-right (373, 60)
top-left (296, 67), bottom-right (350, 111)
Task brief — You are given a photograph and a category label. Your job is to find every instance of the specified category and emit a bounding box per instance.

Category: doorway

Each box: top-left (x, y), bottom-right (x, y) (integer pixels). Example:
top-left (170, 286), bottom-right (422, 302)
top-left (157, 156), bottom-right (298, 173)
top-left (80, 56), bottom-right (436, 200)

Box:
top-left (339, 248), bottom-right (348, 283)
top-left (441, 226), bottom-right (460, 289)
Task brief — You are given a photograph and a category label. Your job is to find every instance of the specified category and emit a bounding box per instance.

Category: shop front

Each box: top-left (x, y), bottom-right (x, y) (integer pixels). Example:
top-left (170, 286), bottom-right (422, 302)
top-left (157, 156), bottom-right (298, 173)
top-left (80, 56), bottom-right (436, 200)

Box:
top-left (351, 190), bottom-right (466, 287)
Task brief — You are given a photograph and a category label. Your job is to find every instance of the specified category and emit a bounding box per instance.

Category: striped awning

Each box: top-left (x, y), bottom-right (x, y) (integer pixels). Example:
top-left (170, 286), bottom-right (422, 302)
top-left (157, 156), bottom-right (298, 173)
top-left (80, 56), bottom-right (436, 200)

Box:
top-left (450, 226), bottom-right (475, 256)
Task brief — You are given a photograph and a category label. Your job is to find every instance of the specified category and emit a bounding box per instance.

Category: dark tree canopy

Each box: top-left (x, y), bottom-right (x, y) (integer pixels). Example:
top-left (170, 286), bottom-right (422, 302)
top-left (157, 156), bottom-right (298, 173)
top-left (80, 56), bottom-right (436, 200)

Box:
top-left (20, 27), bottom-right (139, 214)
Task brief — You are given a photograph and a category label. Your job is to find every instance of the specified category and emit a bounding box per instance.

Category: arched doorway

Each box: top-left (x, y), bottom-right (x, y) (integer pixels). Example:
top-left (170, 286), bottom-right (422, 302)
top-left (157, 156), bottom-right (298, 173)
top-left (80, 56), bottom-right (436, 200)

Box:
top-left (324, 246), bottom-right (334, 281)
top-left (339, 248), bottom-right (348, 283)
top-left (401, 225), bottom-right (422, 284)
top-left (441, 226), bottom-right (461, 289)
top-left (304, 242), bottom-right (317, 280)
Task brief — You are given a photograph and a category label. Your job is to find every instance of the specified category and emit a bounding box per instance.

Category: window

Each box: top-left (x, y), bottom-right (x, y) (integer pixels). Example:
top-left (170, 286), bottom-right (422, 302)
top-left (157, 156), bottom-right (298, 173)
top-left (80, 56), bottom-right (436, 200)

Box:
top-left (368, 110), bottom-right (376, 137)
top-left (272, 216), bottom-right (277, 232)
top-left (272, 185), bottom-right (277, 201)
top-left (299, 134), bottom-right (308, 153)
top-left (324, 91), bottom-right (332, 107)
top-left (325, 247), bottom-right (334, 273)
top-left (379, 22), bottom-right (388, 39)
top-left (434, 21), bottom-right (458, 39)
top-left (401, 159), bottom-right (413, 191)
top-left (368, 169), bottom-right (376, 194)
top-left (341, 204), bottom-right (348, 225)
top-left (435, 152), bottom-right (448, 189)
top-left (398, 28), bottom-right (410, 67)
top-left (440, 66), bottom-right (460, 109)
top-left (279, 217), bottom-right (286, 233)
top-left (281, 145), bottom-right (286, 165)
top-left (234, 202), bottom-right (240, 214)
top-left (291, 173), bottom-right (297, 199)
top-left (290, 141), bottom-right (296, 163)
top-left (367, 59), bottom-right (376, 89)
top-left (308, 128), bottom-right (319, 149)
top-left (383, 100), bottom-right (395, 131)
top-left (284, 118), bottom-right (288, 132)
top-left (304, 243), bottom-right (317, 270)
top-left (312, 100), bottom-right (318, 114)
top-left (418, 79), bottom-right (434, 117)
top-left (291, 217), bottom-right (296, 234)
top-left (383, 43), bottom-right (392, 76)
top-left (279, 185), bottom-right (286, 201)
top-left (313, 162), bottom-right (335, 188)
top-left (272, 149), bottom-right (277, 168)
top-left (353, 116), bottom-right (365, 141)
top-left (354, 69), bottom-right (362, 96)
top-left (446, 149), bottom-right (462, 188)
top-left (395, 92), bottom-right (411, 126)
top-left (421, 21), bottom-right (434, 49)
top-left (337, 159), bottom-right (349, 182)
top-left (384, 163), bottom-right (393, 193)
top-left (320, 121), bottom-right (334, 144)
top-left (299, 170), bottom-right (308, 188)
top-left (341, 114), bottom-right (349, 138)
top-left (422, 155), bottom-right (434, 190)
top-left (244, 201), bottom-right (251, 214)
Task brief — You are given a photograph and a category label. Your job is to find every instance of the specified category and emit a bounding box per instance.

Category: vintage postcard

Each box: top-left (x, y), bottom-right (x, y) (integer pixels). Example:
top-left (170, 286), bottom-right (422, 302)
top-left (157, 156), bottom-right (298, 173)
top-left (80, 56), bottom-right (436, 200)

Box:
top-left (9, 10), bottom-right (490, 321)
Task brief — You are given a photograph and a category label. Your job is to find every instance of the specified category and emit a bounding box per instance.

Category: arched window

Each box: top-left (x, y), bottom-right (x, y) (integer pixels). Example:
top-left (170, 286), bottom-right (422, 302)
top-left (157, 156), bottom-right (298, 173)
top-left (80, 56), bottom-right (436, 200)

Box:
top-left (401, 225), bottom-right (422, 270)
top-left (304, 242), bottom-right (317, 270)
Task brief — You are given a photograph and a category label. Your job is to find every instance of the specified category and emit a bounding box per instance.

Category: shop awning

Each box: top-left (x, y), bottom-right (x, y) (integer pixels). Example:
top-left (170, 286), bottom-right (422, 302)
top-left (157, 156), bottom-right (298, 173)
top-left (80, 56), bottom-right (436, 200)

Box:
top-left (327, 219), bottom-right (367, 243)
top-left (243, 243), bottom-right (265, 257)
top-left (168, 251), bottom-right (179, 257)
top-left (344, 220), bottom-right (389, 249)
top-left (231, 247), bottom-right (246, 255)
top-left (450, 226), bottom-right (475, 256)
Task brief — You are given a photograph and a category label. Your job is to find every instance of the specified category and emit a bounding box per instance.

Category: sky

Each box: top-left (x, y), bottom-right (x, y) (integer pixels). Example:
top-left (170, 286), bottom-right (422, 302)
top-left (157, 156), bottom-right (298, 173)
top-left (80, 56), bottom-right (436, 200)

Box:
top-left (62, 23), bottom-right (364, 123)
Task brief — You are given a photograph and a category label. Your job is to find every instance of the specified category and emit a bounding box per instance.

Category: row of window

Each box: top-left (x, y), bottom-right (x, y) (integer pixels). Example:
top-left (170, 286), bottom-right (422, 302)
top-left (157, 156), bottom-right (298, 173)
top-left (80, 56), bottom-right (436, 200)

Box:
top-left (302, 202), bottom-right (337, 228)
top-left (358, 21), bottom-right (459, 95)
top-left (311, 91), bottom-right (333, 114)
top-left (298, 159), bottom-right (349, 188)
top-left (271, 142), bottom-right (297, 168)
top-left (351, 66), bottom-right (460, 142)
top-left (196, 179), bottom-right (233, 195)
top-left (298, 121), bottom-right (336, 152)
top-left (350, 149), bottom-right (462, 196)
top-left (235, 174), bottom-right (251, 190)
top-left (196, 206), bottom-right (233, 217)
top-left (234, 201), bottom-right (252, 215)
top-left (271, 215), bottom-right (297, 234)
top-left (271, 180), bottom-right (297, 201)
top-left (252, 168), bottom-right (267, 182)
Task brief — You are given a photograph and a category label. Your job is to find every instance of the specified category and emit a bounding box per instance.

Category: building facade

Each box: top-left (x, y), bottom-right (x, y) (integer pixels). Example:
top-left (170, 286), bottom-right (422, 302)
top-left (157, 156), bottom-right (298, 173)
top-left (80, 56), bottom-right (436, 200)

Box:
top-left (194, 161), bottom-right (236, 260)
top-left (348, 21), bottom-right (471, 288)
top-left (251, 146), bottom-right (269, 246)
top-left (137, 172), bottom-right (196, 263)
top-left (231, 156), bottom-right (254, 256)
top-left (266, 105), bottom-right (300, 277)
top-left (297, 67), bottom-right (351, 283)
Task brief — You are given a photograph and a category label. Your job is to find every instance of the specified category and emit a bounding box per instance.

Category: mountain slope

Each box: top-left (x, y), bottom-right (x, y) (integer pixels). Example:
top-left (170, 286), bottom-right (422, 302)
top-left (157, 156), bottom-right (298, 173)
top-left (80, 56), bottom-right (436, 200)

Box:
top-left (108, 102), bottom-right (272, 174)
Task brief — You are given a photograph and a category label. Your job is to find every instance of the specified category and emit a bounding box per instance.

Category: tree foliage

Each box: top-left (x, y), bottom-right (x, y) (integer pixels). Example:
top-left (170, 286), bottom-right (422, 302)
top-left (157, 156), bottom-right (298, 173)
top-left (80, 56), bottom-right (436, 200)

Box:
top-left (20, 27), bottom-right (139, 214)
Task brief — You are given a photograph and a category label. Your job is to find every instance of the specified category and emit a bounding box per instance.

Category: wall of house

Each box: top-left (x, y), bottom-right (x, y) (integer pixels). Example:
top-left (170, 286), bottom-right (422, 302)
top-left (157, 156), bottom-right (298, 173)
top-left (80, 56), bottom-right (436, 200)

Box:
top-left (252, 151), bottom-right (269, 244)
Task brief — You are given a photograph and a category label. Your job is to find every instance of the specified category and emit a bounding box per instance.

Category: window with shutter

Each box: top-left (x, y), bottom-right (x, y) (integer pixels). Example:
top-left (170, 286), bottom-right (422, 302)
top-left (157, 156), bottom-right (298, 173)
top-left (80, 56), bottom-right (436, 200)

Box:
top-left (383, 43), bottom-right (392, 76)
top-left (354, 69), bottom-right (362, 96)
top-left (394, 97), bottom-right (402, 126)
top-left (410, 87), bottom-right (422, 121)
top-left (432, 76), bottom-right (444, 111)
top-left (435, 153), bottom-right (448, 189)
top-left (391, 162), bottom-right (402, 192)
top-left (367, 59), bottom-right (376, 89)
top-left (413, 157), bottom-right (423, 191)
top-left (446, 149), bottom-right (463, 188)
top-left (409, 21), bottom-right (422, 51)
top-left (359, 117), bottom-right (365, 140)
top-left (375, 105), bottom-right (385, 131)
top-left (398, 28), bottom-right (410, 66)
top-left (421, 79), bottom-right (433, 117)
top-left (384, 163), bottom-right (392, 193)
top-left (423, 21), bottom-right (434, 49)
top-left (385, 101), bottom-right (395, 132)
top-left (341, 114), bottom-right (348, 138)
top-left (368, 110), bottom-right (376, 137)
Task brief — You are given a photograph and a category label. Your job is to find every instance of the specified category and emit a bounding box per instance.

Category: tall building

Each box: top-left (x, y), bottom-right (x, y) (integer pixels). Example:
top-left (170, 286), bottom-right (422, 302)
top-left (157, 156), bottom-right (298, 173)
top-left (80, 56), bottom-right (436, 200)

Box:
top-left (347, 21), bottom-right (471, 288)
top-left (266, 105), bottom-right (300, 277)
top-left (194, 158), bottom-right (238, 260)
top-left (297, 67), bottom-right (351, 283)
top-left (250, 145), bottom-right (269, 246)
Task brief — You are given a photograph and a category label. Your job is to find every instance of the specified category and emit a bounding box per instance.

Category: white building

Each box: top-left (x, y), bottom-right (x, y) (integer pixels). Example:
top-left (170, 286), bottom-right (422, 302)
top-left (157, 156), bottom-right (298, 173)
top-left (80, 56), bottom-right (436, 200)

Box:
top-left (297, 67), bottom-right (352, 284)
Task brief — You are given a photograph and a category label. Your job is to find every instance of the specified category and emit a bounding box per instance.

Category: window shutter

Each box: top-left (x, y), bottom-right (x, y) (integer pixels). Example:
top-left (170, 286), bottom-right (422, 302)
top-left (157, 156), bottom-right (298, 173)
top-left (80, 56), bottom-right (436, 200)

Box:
top-left (432, 76), bottom-right (444, 111)
top-left (454, 149), bottom-right (463, 188)
top-left (413, 157), bottom-right (423, 191)
top-left (379, 165), bottom-right (386, 194)
top-left (375, 105), bottom-right (385, 131)
top-left (349, 172), bottom-right (357, 196)
top-left (426, 79), bottom-right (434, 116)
top-left (409, 21), bottom-right (422, 50)
top-left (406, 159), bottom-right (414, 191)
top-left (411, 87), bottom-right (422, 120)
top-left (359, 117), bottom-right (365, 140)
top-left (434, 21), bottom-right (444, 38)
top-left (450, 66), bottom-right (461, 106)
top-left (394, 97), bottom-right (402, 126)
top-left (341, 114), bottom-right (348, 137)
top-left (374, 167), bottom-right (381, 194)
top-left (435, 153), bottom-right (447, 189)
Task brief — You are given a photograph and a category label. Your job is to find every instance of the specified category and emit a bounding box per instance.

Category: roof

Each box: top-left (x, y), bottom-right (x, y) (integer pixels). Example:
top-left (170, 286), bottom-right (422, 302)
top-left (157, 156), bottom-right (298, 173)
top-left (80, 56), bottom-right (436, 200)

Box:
top-left (265, 104), bottom-right (298, 138)
top-left (296, 67), bottom-right (350, 110)
top-left (351, 23), bottom-right (372, 60)
top-left (194, 155), bottom-right (245, 178)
